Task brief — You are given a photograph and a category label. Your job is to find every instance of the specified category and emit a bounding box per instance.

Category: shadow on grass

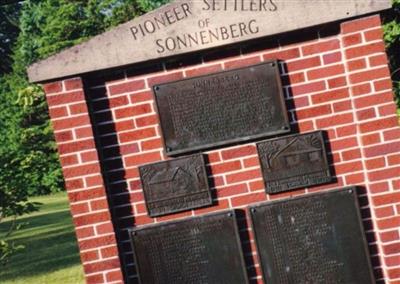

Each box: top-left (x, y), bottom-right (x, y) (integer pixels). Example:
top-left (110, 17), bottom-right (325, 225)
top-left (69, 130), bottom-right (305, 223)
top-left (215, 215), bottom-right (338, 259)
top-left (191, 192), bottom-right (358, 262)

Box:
top-left (0, 210), bottom-right (81, 282)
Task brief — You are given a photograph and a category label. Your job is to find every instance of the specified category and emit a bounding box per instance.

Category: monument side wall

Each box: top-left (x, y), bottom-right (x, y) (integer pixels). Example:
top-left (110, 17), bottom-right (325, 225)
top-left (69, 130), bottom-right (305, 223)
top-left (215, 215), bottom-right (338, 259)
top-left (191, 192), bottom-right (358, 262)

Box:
top-left (43, 79), bottom-right (125, 283)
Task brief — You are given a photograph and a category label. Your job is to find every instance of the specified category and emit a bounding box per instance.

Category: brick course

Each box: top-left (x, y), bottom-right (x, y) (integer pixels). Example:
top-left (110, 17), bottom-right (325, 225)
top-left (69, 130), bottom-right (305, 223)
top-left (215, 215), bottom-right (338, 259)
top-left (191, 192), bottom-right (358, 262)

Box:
top-left (42, 14), bottom-right (400, 284)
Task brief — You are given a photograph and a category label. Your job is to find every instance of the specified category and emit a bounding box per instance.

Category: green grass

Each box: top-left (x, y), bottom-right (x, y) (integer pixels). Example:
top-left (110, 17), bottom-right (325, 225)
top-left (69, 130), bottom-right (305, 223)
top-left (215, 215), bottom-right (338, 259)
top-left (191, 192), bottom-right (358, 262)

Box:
top-left (0, 192), bottom-right (85, 284)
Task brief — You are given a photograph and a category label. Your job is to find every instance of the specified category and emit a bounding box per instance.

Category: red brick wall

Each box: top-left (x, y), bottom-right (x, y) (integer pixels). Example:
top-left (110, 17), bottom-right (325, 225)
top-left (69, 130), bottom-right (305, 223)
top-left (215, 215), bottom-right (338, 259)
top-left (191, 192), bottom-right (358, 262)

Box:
top-left (43, 14), bottom-right (400, 284)
top-left (43, 78), bottom-right (124, 283)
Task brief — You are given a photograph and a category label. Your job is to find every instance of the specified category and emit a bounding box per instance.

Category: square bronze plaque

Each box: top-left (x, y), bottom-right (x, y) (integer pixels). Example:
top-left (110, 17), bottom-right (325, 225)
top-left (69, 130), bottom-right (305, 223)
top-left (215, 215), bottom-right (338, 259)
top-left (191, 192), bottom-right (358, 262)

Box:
top-left (153, 61), bottom-right (290, 156)
top-left (139, 154), bottom-right (212, 217)
top-left (257, 131), bottom-right (332, 194)
top-left (130, 210), bottom-right (249, 284)
top-left (249, 188), bottom-right (374, 284)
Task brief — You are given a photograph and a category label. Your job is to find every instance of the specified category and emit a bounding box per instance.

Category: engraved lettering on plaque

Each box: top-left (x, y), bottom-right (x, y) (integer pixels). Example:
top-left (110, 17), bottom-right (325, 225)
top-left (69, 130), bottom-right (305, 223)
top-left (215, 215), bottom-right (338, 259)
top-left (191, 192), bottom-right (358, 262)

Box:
top-left (139, 154), bottom-right (212, 217)
top-left (130, 211), bottom-right (249, 284)
top-left (257, 131), bottom-right (332, 194)
top-left (250, 188), bottom-right (374, 284)
top-left (154, 61), bottom-right (290, 156)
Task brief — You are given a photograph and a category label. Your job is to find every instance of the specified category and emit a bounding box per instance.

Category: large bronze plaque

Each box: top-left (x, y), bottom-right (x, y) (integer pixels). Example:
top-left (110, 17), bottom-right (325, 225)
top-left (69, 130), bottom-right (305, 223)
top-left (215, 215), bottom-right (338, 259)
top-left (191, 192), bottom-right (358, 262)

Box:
top-left (154, 61), bottom-right (290, 156)
top-left (257, 131), bottom-right (332, 194)
top-left (139, 154), bottom-right (211, 217)
top-left (130, 210), bottom-right (249, 284)
top-left (250, 188), bottom-right (374, 284)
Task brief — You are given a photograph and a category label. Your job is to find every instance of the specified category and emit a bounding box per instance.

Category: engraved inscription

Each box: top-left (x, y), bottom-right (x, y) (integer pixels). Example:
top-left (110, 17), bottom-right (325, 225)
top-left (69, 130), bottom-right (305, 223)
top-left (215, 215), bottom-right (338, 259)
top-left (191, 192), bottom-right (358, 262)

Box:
top-left (129, 2), bottom-right (278, 54)
top-left (261, 199), bottom-right (343, 283)
top-left (139, 227), bottom-right (209, 283)
top-left (131, 211), bottom-right (249, 284)
top-left (257, 131), bottom-right (332, 194)
top-left (167, 76), bottom-right (275, 142)
top-left (154, 62), bottom-right (290, 156)
top-left (139, 154), bottom-right (212, 217)
top-left (250, 188), bottom-right (374, 284)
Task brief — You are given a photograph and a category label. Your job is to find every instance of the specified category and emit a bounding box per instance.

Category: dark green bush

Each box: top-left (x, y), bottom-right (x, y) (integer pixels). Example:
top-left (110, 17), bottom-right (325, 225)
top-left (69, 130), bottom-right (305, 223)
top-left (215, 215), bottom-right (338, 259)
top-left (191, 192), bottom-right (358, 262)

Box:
top-left (383, 0), bottom-right (400, 115)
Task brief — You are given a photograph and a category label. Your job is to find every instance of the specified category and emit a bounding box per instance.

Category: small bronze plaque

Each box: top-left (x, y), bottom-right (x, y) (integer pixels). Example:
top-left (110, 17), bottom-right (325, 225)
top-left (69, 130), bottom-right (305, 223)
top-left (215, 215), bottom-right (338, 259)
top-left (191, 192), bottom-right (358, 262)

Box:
top-left (250, 188), bottom-right (374, 284)
top-left (130, 210), bottom-right (249, 284)
top-left (154, 61), bottom-right (290, 156)
top-left (139, 154), bottom-right (212, 217)
top-left (257, 131), bottom-right (332, 194)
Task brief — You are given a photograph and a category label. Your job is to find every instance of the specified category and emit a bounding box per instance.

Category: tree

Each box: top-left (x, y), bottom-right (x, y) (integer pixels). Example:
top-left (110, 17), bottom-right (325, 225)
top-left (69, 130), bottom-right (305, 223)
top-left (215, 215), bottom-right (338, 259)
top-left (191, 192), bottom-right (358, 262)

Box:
top-left (0, 147), bottom-right (40, 266)
top-left (2, 0), bottom-right (171, 197)
top-left (0, 3), bottom-right (21, 75)
top-left (0, 0), bottom-right (171, 265)
top-left (137, 0), bottom-right (169, 11)
top-left (383, 0), bottom-right (400, 114)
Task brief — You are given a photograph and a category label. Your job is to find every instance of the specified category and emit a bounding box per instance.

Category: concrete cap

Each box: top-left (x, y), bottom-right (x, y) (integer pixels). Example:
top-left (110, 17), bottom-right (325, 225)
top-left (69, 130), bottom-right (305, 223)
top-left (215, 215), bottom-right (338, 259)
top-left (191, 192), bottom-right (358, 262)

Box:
top-left (27, 0), bottom-right (392, 83)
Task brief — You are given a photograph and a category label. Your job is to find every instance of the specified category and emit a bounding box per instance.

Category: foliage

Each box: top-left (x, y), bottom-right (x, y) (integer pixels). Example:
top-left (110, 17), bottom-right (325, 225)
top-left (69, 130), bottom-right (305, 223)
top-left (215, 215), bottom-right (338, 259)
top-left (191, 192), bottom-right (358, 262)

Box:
top-left (0, 0), bottom-right (169, 266)
top-left (383, 0), bottom-right (400, 114)
top-left (1, 0), bottom-right (167, 197)
top-left (0, 4), bottom-right (21, 75)
top-left (12, 0), bottom-right (137, 76)
top-left (0, 149), bottom-right (41, 266)
top-left (137, 0), bottom-right (170, 11)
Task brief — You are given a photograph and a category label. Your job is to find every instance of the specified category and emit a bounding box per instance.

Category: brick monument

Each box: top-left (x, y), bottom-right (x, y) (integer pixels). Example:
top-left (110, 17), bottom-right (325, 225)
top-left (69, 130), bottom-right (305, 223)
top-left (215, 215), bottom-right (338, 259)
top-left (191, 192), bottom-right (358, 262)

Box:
top-left (28, 1), bottom-right (400, 283)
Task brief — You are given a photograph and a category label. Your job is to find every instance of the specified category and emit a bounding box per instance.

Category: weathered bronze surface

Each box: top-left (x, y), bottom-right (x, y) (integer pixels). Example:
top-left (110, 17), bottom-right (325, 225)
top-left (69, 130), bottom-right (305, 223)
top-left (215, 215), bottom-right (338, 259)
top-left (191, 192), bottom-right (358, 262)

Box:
top-left (130, 210), bottom-right (249, 284)
top-left (250, 188), bottom-right (374, 284)
top-left (139, 154), bottom-right (211, 217)
top-left (154, 61), bottom-right (290, 156)
top-left (257, 131), bottom-right (332, 194)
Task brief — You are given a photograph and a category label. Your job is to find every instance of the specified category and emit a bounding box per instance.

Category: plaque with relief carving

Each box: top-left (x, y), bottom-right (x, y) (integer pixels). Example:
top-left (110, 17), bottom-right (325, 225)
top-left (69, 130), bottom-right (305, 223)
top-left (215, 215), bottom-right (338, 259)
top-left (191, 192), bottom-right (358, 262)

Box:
top-left (130, 210), bottom-right (249, 284)
top-left (249, 188), bottom-right (374, 284)
top-left (153, 61), bottom-right (290, 156)
top-left (257, 131), bottom-right (332, 194)
top-left (139, 154), bottom-right (212, 217)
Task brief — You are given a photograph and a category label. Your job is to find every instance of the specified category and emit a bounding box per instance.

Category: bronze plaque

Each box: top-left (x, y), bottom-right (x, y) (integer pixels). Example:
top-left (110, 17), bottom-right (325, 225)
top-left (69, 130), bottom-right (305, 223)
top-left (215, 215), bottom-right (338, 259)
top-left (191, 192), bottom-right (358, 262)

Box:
top-left (139, 154), bottom-right (212, 217)
top-left (154, 61), bottom-right (290, 156)
top-left (250, 188), bottom-right (374, 284)
top-left (130, 210), bottom-right (249, 284)
top-left (257, 131), bottom-right (332, 194)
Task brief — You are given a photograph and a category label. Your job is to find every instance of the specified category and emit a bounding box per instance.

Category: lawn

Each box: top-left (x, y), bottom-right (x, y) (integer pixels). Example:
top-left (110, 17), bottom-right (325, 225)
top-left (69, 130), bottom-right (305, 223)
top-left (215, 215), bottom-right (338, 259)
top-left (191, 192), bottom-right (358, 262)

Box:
top-left (0, 192), bottom-right (85, 284)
